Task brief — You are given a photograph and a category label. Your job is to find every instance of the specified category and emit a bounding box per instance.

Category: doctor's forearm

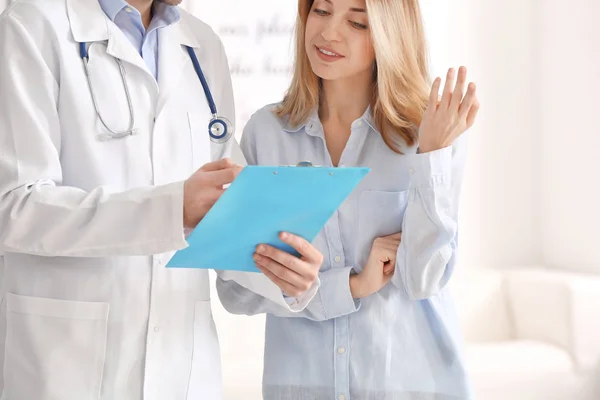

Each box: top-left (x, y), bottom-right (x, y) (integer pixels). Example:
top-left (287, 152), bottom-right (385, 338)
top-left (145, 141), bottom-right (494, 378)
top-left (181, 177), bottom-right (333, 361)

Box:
top-left (0, 181), bottom-right (189, 257)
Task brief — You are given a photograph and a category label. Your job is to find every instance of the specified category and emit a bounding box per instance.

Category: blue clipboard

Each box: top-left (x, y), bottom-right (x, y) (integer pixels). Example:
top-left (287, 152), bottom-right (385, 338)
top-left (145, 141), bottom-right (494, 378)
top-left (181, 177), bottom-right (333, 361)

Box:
top-left (167, 163), bottom-right (369, 272)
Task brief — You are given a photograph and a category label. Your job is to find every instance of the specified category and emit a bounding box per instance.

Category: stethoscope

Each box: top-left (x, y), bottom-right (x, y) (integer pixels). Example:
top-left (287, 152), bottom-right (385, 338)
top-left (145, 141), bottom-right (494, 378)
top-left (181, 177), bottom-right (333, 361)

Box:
top-left (79, 42), bottom-right (233, 143)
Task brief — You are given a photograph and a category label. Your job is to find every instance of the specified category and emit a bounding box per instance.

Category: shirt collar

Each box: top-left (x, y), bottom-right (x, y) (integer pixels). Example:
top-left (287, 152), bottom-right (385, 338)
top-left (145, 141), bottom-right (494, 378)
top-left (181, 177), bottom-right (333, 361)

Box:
top-left (97, 0), bottom-right (180, 25)
top-left (283, 105), bottom-right (378, 135)
top-left (98, 0), bottom-right (129, 21)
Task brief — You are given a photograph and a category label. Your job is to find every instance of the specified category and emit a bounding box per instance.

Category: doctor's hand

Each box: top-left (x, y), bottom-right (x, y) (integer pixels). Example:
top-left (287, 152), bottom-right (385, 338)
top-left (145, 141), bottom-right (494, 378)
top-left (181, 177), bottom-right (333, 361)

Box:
top-left (253, 232), bottom-right (323, 298)
top-left (418, 66), bottom-right (479, 154)
top-left (349, 233), bottom-right (402, 299)
top-left (183, 158), bottom-right (243, 229)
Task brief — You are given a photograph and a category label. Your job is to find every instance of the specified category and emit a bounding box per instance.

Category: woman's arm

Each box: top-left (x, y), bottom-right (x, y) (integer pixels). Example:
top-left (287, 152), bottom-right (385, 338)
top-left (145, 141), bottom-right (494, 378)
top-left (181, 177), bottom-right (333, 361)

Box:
top-left (391, 134), bottom-right (468, 299)
top-left (392, 66), bottom-right (479, 299)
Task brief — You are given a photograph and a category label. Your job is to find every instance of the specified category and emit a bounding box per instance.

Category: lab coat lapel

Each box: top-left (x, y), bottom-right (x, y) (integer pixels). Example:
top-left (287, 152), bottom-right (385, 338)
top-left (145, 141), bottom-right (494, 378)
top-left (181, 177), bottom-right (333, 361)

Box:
top-left (156, 18), bottom-right (201, 118)
top-left (105, 25), bottom-right (153, 77)
top-left (67, 0), bottom-right (153, 80)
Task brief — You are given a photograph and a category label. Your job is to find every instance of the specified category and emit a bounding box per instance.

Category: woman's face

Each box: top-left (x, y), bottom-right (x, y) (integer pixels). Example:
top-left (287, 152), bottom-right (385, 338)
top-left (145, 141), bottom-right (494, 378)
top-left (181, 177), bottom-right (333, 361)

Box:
top-left (305, 0), bottom-right (375, 82)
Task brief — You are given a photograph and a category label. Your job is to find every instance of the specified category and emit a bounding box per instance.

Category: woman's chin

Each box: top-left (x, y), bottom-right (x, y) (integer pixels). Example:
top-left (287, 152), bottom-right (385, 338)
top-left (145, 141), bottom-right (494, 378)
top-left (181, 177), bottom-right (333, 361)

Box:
top-left (310, 66), bottom-right (340, 82)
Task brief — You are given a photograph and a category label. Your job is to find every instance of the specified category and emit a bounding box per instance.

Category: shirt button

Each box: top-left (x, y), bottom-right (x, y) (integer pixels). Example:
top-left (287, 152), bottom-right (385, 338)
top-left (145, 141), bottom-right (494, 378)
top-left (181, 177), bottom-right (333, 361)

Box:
top-left (335, 256), bottom-right (341, 263)
top-left (409, 168), bottom-right (415, 174)
top-left (125, 7), bottom-right (133, 12)
top-left (339, 395), bottom-right (346, 400)
top-left (337, 347), bottom-right (346, 354)
top-left (356, 121), bottom-right (363, 127)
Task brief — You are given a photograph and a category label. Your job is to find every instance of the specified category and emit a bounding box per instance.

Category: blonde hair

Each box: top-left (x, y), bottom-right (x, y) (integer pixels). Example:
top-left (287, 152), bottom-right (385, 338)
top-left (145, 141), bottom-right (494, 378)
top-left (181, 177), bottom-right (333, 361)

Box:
top-left (276, 0), bottom-right (431, 153)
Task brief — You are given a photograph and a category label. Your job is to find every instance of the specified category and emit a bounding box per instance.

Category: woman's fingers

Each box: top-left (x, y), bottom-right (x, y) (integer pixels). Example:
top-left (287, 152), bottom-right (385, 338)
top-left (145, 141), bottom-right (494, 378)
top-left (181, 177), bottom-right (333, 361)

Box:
top-left (255, 263), bottom-right (303, 297)
top-left (439, 68), bottom-right (456, 108)
top-left (466, 98), bottom-right (480, 128)
top-left (279, 232), bottom-right (323, 264)
top-left (428, 77), bottom-right (442, 111)
top-left (254, 252), bottom-right (311, 294)
top-left (459, 82), bottom-right (477, 119)
top-left (450, 66), bottom-right (467, 112)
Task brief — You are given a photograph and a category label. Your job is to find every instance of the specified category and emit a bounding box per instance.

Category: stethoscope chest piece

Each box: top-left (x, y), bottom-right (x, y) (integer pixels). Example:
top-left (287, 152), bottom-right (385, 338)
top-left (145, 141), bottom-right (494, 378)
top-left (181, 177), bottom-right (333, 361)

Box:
top-left (209, 115), bottom-right (233, 144)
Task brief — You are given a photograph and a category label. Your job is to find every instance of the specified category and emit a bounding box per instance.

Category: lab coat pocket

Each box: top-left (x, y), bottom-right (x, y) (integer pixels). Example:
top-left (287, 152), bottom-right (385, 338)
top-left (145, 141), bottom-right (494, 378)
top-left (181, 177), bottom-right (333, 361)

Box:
top-left (4, 293), bottom-right (109, 400)
top-left (356, 190), bottom-right (410, 271)
top-left (188, 112), bottom-right (212, 171)
top-left (186, 301), bottom-right (222, 400)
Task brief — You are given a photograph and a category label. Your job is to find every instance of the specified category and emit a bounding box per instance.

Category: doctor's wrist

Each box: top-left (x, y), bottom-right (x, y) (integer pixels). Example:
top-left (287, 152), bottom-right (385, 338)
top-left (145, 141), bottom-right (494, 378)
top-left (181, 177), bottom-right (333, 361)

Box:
top-left (182, 179), bottom-right (193, 229)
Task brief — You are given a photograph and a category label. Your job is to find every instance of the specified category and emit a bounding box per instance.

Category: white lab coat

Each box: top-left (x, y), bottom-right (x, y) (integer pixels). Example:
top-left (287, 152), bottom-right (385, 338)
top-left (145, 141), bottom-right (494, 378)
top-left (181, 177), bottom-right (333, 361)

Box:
top-left (0, 0), bottom-right (316, 399)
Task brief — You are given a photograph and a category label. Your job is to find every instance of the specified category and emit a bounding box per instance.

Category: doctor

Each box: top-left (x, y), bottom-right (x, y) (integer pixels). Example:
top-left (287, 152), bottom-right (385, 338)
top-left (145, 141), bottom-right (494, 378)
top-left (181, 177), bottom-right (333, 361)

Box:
top-left (0, 0), bottom-right (322, 399)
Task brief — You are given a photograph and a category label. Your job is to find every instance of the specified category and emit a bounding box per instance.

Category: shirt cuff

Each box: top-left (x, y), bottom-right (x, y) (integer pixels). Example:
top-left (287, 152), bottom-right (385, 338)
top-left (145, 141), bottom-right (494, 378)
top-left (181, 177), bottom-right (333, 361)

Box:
top-left (319, 267), bottom-right (361, 319)
top-left (218, 270), bottom-right (319, 312)
top-left (409, 145), bottom-right (452, 189)
top-left (283, 278), bottom-right (320, 311)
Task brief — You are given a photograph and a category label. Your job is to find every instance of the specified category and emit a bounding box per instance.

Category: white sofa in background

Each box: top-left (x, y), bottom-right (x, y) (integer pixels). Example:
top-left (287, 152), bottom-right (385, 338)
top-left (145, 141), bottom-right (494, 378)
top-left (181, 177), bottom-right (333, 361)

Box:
top-left (451, 267), bottom-right (600, 400)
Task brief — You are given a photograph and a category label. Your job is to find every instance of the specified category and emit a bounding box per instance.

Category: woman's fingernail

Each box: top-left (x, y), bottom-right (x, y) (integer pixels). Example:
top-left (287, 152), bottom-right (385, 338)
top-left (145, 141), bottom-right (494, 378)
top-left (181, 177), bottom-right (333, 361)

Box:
top-left (257, 245), bottom-right (265, 253)
top-left (280, 232), bottom-right (288, 240)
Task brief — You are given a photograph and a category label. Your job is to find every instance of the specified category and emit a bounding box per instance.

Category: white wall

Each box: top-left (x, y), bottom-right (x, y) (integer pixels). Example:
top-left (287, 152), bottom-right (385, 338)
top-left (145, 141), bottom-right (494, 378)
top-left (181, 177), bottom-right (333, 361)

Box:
top-left (539, 0), bottom-right (600, 273)
top-left (449, 0), bottom-right (600, 274)
top-left (445, 0), bottom-right (540, 271)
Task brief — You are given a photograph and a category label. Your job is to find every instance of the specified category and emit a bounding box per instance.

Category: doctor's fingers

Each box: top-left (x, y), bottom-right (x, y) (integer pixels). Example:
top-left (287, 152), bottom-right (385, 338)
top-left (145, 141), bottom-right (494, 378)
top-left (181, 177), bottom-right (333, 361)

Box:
top-left (201, 166), bottom-right (243, 187)
top-left (200, 157), bottom-right (239, 172)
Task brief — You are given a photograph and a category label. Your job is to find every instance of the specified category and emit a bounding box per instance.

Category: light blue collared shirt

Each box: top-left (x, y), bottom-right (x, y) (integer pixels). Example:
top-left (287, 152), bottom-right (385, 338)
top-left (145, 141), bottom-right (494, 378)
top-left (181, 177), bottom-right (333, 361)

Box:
top-left (217, 104), bottom-right (472, 399)
top-left (98, 0), bottom-right (180, 79)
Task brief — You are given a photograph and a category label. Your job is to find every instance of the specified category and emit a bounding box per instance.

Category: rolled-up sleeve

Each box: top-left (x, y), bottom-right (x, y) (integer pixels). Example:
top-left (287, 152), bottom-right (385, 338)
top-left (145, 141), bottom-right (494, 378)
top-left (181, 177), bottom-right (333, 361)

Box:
top-left (392, 134), bottom-right (468, 300)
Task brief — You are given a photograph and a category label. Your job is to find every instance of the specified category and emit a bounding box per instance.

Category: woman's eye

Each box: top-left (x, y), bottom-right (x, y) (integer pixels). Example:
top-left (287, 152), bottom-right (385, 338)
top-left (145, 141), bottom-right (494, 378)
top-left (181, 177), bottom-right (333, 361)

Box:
top-left (350, 21), bottom-right (368, 30)
top-left (313, 8), bottom-right (330, 16)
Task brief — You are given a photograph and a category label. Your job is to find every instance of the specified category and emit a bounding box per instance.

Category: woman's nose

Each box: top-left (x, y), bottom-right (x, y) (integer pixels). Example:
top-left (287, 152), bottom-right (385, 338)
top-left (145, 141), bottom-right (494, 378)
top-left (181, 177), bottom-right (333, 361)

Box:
top-left (320, 20), bottom-right (342, 42)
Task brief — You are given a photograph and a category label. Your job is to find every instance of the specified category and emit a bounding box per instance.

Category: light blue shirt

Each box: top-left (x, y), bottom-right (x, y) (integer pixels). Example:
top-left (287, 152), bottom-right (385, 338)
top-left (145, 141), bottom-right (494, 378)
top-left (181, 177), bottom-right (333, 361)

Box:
top-left (98, 0), bottom-right (180, 79)
top-left (217, 104), bottom-right (473, 399)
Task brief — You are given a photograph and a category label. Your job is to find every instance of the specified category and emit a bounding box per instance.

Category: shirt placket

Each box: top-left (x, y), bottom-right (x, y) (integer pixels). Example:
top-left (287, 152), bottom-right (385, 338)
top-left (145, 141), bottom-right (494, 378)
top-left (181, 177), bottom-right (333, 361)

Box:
top-left (327, 215), bottom-right (350, 400)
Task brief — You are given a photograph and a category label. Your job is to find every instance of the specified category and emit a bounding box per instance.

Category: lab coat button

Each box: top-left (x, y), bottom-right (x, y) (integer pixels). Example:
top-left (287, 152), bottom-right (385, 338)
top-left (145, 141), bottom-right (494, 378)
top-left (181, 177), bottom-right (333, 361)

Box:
top-left (153, 326), bottom-right (160, 333)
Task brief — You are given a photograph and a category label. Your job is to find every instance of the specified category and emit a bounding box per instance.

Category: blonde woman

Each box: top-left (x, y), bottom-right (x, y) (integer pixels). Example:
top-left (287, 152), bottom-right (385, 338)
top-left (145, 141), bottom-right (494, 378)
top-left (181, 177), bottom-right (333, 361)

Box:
top-left (217, 0), bottom-right (479, 398)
